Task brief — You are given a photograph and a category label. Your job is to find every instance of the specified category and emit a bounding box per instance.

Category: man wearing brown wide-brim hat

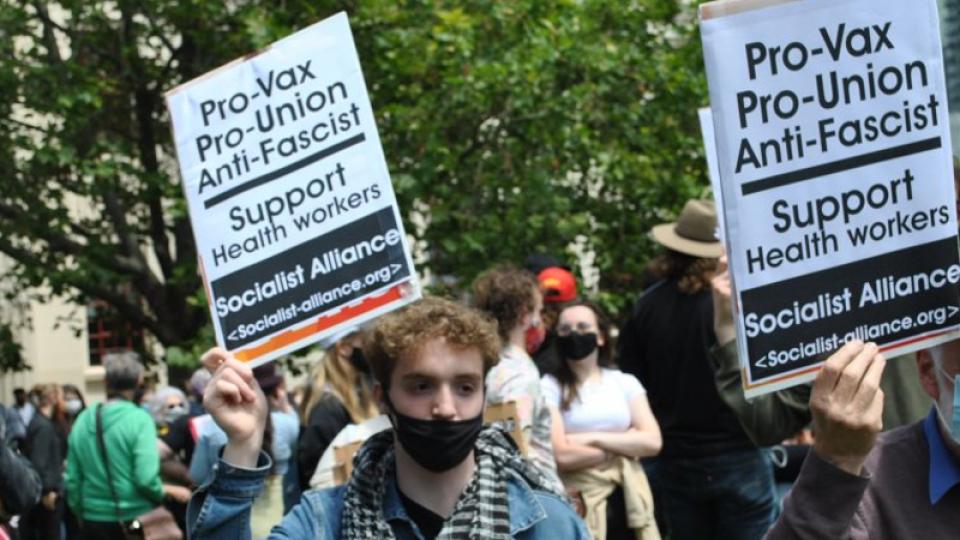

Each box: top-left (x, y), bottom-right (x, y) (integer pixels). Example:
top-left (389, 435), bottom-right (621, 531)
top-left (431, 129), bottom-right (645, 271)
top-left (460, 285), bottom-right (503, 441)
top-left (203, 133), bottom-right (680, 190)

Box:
top-left (617, 198), bottom-right (776, 539)
top-left (649, 199), bottom-right (723, 259)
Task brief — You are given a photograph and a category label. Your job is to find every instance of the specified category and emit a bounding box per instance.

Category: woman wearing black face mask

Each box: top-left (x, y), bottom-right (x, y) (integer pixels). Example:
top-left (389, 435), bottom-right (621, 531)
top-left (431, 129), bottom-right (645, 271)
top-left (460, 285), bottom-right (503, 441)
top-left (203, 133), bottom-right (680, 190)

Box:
top-left (296, 330), bottom-right (379, 491)
top-left (542, 300), bottom-right (663, 540)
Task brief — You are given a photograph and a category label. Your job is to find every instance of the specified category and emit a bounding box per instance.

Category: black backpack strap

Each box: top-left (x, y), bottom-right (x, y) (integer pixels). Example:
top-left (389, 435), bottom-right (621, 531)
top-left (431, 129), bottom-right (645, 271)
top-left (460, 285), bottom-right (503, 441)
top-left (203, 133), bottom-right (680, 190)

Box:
top-left (95, 404), bottom-right (124, 523)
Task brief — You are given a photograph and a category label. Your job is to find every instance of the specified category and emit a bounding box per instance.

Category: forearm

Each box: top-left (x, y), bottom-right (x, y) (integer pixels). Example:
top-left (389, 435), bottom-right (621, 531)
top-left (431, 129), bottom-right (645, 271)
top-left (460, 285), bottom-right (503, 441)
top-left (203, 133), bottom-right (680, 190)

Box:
top-left (711, 341), bottom-right (812, 445)
top-left (584, 430), bottom-right (661, 459)
top-left (555, 441), bottom-right (609, 472)
top-left (189, 454), bottom-right (268, 540)
top-left (764, 450), bottom-right (867, 540)
top-left (223, 439), bottom-right (261, 469)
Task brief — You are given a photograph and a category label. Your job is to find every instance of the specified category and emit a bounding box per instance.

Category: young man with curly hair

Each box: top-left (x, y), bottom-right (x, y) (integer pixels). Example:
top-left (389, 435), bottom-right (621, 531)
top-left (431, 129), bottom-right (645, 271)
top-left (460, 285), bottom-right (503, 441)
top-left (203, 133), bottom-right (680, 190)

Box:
top-left (471, 265), bottom-right (563, 492)
top-left (188, 296), bottom-right (588, 539)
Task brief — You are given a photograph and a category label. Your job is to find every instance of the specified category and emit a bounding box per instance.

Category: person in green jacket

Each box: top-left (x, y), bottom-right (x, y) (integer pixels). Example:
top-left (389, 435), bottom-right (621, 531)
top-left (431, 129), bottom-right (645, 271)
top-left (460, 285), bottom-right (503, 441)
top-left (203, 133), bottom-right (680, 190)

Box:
top-left (65, 352), bottom-right (191, 539)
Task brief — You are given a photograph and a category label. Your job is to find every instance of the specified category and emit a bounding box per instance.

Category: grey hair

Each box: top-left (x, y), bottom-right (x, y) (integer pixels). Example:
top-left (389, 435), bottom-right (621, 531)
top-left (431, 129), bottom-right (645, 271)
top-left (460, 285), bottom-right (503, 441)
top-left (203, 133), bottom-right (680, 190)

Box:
top-left (103, 351), bottom-right (144, 392)
top-left (146, 386), bottom-right (187, 423)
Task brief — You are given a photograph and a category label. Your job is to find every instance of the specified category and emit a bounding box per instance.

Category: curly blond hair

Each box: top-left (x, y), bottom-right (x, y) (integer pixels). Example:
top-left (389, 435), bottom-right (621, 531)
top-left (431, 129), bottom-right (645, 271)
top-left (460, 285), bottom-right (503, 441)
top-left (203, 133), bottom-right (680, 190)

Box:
top-left (364, 296), bottom-right (501, 389)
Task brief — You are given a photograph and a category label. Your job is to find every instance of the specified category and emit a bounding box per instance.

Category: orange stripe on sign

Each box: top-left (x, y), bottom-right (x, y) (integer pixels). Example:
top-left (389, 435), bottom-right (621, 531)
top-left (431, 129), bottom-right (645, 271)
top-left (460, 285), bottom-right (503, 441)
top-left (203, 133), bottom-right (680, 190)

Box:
top-left (741, 363), bottom-right (822, 390)
top-left (234, 285), bottom-right (405, 362)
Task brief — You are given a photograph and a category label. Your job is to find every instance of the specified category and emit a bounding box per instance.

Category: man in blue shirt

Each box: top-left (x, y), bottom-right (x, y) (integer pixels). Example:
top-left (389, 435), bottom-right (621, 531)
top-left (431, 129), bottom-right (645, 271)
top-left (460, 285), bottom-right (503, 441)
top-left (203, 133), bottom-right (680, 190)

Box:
top-left (766, 339), bottom-right (960, 539)
top-left (187, 297), bottom-right (588, 539)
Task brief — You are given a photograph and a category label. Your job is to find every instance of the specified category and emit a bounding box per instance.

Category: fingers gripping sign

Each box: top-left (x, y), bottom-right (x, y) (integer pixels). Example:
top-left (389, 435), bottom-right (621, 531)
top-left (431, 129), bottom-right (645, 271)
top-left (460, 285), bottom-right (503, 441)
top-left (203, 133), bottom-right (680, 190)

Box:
top-left (809, 340), bottom-right (887, 475)
top-left (202, 348), bottom-right (269, 468)
top-left (711, 254), bottom-right (737, 346)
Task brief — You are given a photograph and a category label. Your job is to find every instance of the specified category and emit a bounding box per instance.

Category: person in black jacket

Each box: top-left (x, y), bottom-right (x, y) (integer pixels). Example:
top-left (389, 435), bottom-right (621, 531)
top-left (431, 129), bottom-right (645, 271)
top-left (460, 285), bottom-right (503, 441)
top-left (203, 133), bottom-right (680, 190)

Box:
top-left (20, 384), bottom-right (67, 540)
top-left (0, 402), bottom-right (42, 538)
top-left (618, 200), bottom-right (775, 540)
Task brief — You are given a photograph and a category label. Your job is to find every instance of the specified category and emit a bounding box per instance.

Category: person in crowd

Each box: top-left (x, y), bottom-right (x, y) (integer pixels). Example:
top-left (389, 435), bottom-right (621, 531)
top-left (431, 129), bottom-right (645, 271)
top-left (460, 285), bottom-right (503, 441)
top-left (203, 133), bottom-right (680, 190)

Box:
top-left (471, 265), bottom-right (563, 491)
top-left (188, 368), bottom-right (212, 417)
top-left (0, 402), bottom-right (42, 540)
top-left (190, 362), bottom-right (298, 534)
top-left (3, 396), bottom-right (27, 450)
top-left (61, 385), bottom-right (87, 540)
top-left (20, 384), bottom-right (68, 540)
top-left (147, 387), bottom-right (189, 433)
top-left (63, 384), bottom-right (87, 431)
top-left (618, 199), bottom-right (775, 539)
top-left (188, 297), bottom-right (588, 539)
top-left (764, 339), bottom-right (959, 538)
top-left (297, 330), bottom-right (378, 491)
top-left (543, 300), bottom-right (662, 540)
top-left (158, 367), bottom-right (213, 471)
top-left (147, 386), bottom-right (193, 531)
top-left (13, 387), bottom-right (34, 434)
top-left (65, 352), bottom-right (190, 540)
top-left (530, 266), bottom-right (578, 375)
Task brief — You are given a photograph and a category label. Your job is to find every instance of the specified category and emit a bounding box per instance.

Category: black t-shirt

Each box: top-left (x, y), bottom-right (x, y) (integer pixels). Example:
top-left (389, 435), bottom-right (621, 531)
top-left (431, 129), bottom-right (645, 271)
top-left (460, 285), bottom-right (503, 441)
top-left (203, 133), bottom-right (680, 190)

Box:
top-left (161, 414), bottom-right (196, 464)
top-left (398, 489), bottom-right (445, 540)
top-left (617, 279), bottom-right (754, 458)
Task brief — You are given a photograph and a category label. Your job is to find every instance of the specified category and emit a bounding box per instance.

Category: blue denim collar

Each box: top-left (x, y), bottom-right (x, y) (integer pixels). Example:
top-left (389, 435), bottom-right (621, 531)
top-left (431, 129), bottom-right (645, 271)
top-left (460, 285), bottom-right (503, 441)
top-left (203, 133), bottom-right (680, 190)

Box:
top-left (381, 469), bottom-right (547, 535)
top-left (923, 408), bottom-right (960, 505)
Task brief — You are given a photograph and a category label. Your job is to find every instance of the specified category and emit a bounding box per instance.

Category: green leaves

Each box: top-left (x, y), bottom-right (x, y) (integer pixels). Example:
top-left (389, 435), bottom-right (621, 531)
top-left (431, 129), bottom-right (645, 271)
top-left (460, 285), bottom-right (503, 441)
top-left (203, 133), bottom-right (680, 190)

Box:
top-left (0, 0), bottom-right (712, 366)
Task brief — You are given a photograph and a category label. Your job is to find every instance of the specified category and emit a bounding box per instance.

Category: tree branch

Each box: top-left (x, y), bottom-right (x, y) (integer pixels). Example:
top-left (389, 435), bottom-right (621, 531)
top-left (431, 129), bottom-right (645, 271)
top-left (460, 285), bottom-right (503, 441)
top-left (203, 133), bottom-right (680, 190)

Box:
top-left (0, 199), bottom-right (145, 277)
top-left (0, 235), bottom-right (174, 344)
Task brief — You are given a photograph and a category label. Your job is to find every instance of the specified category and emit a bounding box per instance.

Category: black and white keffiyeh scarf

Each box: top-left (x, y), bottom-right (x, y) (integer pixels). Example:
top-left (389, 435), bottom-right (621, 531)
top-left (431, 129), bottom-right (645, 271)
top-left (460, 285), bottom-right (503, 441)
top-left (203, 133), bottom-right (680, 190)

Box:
top-left (339, 426), bottom-right (562, 539)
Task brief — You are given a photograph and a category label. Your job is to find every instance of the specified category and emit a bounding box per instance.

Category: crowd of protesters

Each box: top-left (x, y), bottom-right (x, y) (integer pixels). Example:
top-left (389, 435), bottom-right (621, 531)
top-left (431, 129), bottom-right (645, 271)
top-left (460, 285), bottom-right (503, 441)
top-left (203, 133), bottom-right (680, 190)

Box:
top-left (1, 175), bottom-right (959, 539)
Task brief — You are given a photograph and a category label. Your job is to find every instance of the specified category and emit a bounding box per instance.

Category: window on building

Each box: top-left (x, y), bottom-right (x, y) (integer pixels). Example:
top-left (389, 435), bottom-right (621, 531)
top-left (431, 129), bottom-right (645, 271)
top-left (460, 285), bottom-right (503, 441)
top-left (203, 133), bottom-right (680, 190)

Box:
top-left (87, 300), bottom-right (144, 366)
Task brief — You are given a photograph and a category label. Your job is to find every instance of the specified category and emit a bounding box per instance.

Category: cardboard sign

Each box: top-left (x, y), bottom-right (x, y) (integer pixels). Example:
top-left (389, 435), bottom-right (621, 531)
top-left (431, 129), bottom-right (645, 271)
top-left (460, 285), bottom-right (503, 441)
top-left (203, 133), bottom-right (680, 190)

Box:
top-left (701, 0), bottom-right (960, 397)
top-left (166, 12), bottom-right (420, 366)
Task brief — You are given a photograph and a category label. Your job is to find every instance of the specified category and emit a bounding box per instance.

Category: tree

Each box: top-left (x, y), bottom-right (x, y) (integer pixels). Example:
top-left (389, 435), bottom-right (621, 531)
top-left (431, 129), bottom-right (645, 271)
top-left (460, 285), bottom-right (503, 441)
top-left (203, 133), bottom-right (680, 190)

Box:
top-left (0, 1), bottom-right (279, 352)
top-left (0, 0), bottom-right (710, 361)
top-left (241, 0), bottom-right (712, 314)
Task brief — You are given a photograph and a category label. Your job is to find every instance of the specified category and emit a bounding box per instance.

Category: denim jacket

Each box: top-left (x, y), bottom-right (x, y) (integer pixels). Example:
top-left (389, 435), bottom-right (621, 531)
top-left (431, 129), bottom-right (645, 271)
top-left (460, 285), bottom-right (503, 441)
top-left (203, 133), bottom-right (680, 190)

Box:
top-left (188, 453), bottom-right (589, 539)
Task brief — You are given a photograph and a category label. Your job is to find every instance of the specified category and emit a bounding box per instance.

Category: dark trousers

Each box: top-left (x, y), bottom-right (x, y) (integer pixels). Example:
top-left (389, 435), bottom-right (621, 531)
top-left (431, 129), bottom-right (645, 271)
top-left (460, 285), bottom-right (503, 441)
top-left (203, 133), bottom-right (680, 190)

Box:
top-left (644, 449), bottom-right (776, 540)
top-left (19, 500), bottom-right (62, 540)
top-left (80, 521), bottom-right (126, 540)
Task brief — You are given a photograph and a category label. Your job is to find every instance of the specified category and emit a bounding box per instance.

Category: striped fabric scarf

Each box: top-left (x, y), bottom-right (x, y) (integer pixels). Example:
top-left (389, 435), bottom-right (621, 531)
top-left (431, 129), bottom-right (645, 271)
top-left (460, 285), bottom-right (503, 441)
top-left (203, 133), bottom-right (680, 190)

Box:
top-left (340, 426), bottom-right (561, 539)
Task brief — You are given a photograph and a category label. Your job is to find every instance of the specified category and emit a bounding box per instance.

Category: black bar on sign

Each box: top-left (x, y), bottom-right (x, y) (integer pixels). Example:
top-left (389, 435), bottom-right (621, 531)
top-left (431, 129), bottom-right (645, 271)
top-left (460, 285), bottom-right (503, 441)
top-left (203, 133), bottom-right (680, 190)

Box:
top-left (740, 137), bottom-right (942, 196)
top-left (203, 132), bottom-right (367, 209)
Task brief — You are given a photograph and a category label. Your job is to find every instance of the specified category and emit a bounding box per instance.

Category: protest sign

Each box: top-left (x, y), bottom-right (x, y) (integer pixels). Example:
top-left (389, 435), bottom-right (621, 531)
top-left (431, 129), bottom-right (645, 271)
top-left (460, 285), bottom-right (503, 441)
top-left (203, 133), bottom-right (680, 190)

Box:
top-left (701, 0), bottom-right (960, 397)
top-left (698, 107), bottom-right (726, 244)
top-left (166, 12), bottom-right (420, 366)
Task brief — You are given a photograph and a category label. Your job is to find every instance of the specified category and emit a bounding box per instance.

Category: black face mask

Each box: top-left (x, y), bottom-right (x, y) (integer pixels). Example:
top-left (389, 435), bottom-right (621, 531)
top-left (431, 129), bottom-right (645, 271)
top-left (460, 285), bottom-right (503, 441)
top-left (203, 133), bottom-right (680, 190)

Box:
top-left (386, 396), bottom-right (484, 472)
top-left (349, 348), bottom-right (369, 374)
top-left (557, 332), bottom-right (599, 361)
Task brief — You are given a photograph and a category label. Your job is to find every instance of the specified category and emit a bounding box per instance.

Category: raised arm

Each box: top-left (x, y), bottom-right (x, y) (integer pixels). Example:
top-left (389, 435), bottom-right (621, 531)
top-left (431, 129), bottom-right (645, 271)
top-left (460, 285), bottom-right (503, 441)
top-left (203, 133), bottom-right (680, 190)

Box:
top-left (764, 340), bottom-right (884, 540)
top-left (187, 348), bottom-right (268, 540)
top-left (711, 255), bottom-right (813, 445)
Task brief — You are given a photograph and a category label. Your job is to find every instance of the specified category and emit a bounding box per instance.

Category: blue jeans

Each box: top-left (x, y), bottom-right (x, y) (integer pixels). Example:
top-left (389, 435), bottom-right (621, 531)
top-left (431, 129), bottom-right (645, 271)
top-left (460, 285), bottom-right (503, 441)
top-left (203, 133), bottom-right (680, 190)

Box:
top-left (644, 449), bottom-right (776, 540)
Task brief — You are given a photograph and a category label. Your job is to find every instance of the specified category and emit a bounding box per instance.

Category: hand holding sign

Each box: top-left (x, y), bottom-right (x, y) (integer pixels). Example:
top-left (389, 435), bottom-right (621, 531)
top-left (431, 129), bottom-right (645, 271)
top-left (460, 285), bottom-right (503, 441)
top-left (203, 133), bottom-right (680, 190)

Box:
top-left (202, 349), bottom-right (268, 468)
top-left (701, 0), bottom-right (960, 397)
top-left (712, 254), bottom-right (737, 347)
top-left (809, 340), bottom-right (886, 475)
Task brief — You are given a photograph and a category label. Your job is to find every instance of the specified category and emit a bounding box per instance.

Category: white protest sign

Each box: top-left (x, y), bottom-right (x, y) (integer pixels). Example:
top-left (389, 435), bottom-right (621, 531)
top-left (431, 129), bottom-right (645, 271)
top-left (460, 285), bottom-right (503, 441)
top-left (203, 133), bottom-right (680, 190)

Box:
top-left (166, 12), bottom-right (420, 366)
top-left (698, 107), bottom-right (727, 245)
top-left (701, 0), bottom-right (960, 397)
